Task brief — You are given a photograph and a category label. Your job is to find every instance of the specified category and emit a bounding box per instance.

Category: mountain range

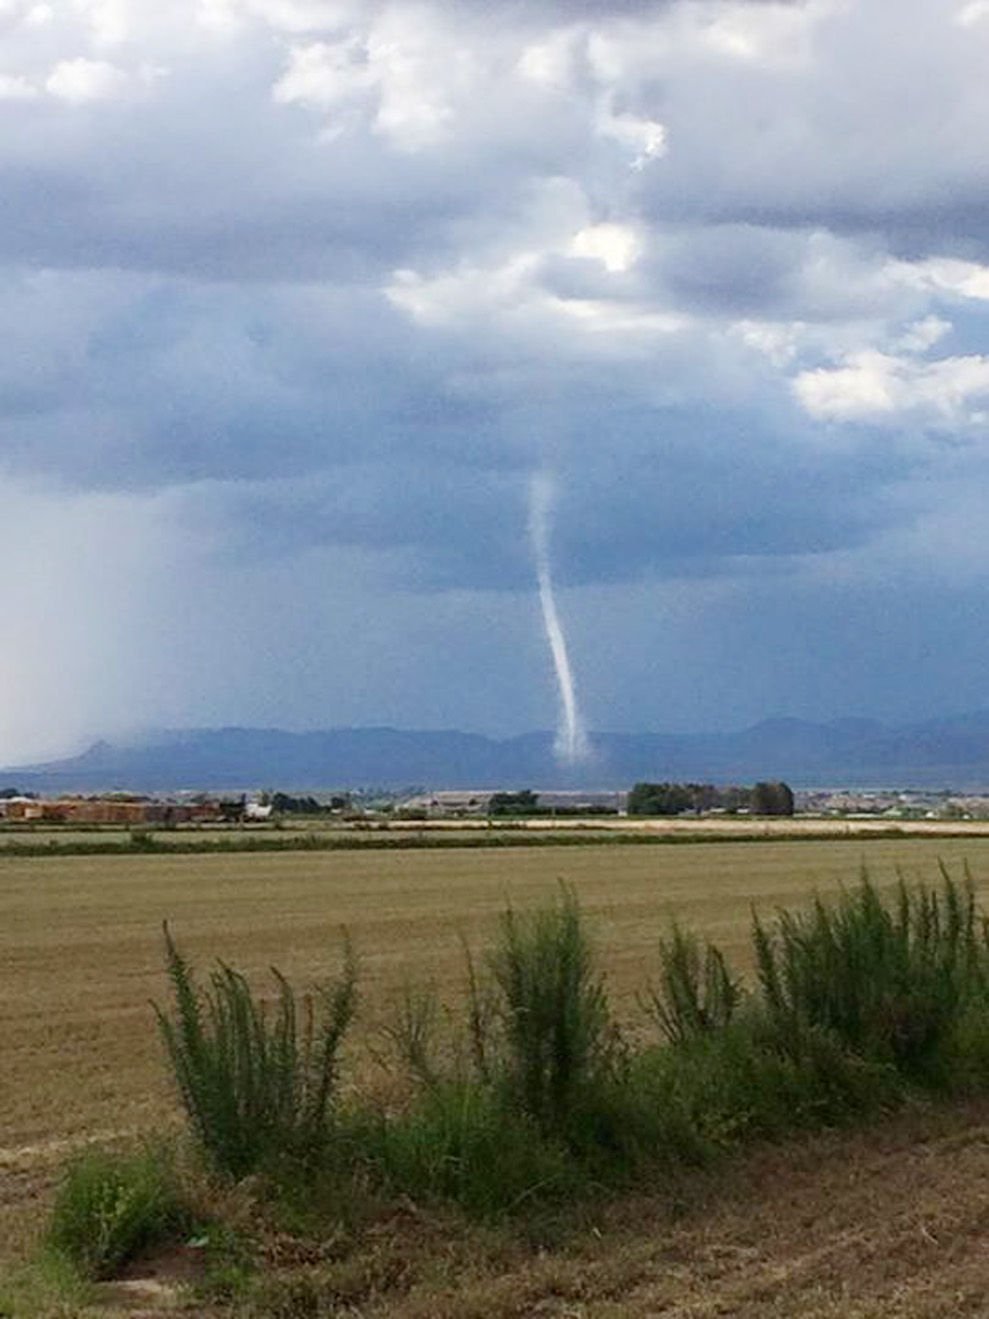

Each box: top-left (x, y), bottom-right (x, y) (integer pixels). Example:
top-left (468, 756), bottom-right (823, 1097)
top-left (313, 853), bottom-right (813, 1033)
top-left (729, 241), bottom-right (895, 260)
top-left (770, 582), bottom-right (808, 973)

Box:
top-left (8, 712), bottom-right (989, 793)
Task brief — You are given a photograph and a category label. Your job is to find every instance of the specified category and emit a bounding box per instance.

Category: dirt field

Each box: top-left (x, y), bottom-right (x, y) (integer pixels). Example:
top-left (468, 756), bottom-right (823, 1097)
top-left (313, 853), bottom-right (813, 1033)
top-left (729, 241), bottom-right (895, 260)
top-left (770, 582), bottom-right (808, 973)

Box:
top-left (5, 835), bottom-right (989, 1311)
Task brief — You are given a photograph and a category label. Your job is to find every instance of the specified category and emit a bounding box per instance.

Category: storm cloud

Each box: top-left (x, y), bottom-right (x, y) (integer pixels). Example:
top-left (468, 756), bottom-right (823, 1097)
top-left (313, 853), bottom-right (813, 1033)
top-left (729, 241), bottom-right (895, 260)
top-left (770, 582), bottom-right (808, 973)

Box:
top-left (3, 0), bottom-right (989, 760)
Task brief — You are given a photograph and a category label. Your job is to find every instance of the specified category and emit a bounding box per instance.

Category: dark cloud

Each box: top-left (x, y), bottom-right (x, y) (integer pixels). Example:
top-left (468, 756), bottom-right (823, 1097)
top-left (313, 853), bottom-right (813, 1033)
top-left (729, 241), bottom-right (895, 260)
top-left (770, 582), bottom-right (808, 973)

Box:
top-left (1, 0), bottom-right (989, 757)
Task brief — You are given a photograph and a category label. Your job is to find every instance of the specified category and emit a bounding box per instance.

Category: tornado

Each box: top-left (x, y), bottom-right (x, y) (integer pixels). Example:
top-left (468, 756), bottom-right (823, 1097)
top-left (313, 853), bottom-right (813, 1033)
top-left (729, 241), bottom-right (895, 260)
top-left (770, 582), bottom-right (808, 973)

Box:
top-left (528, 472), bottom-right (590, 765)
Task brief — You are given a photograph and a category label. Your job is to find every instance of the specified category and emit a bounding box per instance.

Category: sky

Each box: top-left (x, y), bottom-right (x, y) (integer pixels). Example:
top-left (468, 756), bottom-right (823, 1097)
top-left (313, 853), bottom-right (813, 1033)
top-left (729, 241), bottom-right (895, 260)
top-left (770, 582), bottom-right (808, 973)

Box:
top-left (4, 0), bottom-right (989, 761)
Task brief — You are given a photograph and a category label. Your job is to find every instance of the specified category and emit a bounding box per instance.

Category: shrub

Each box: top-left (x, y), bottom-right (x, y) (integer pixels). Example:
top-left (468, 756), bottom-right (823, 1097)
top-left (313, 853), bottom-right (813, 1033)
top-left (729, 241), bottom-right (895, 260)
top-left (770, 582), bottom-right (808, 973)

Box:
top-left (485, 886), bottom-right (622, 1140)
top-left (376, 888), bottom-right (629, 1176)
top-left (751, 867), bottom-right (989, 1082)
top-left (155, 926), bottom-right (357, 1179)
top-left (369, 1080), bottom-right (577, 1216)
top-left (381, 984), bottom-right (444, 1091)
top-left (46, 1144), bottom-right (187, 1280)
top-left (635, 1011), bottom-right (902, 1156)
top-left (128, 827), bottom-right (159, 851)
top-left (644, 925), bottom-right (741, 1045)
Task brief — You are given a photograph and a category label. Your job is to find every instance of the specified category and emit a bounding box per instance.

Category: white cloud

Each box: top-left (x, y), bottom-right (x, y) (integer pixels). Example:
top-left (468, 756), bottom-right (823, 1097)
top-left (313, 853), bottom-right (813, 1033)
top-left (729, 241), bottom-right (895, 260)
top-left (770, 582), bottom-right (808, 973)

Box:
top-left (386, 256), bottom-right (540, 327)
top-left (793, 350), bottom-right (989, 423)
top-left (45, 56), bottom-right (129, 102)
top-left (75, 0), bottom-right (130, 46)
top-left (570, 222), bottom-right (641, 273)
top-left (596, 106), bottom-right (667, 170)
top-left (0, 71), bottom-right (38, 98)
top-left (366, 10), bottom-right (460, 150)
top-left (698, 0), bottom-right (837, 66)
top-left (896, 315), bottom-right (951, 354)
top-left (198, 0), bottom-right (359, 33)
top-left (273, 8), bottom-right (481, 149)
top-left (517, 29), bottom-right (581, 89)
top-left (272, 37), bottom-right (371, 109)
top-left (892, 256), bottom-right (989, 302)
top-left (730, 319), bottom-right (803, 367)
top-left (955, 0), bottom-right (989, 26)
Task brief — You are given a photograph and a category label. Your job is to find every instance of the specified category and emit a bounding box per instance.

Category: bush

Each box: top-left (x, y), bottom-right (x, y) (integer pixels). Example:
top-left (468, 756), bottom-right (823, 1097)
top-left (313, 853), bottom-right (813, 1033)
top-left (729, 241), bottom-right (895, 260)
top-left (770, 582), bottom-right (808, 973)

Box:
top-left (485, 886), bottom-right (623, 1141)
top-left (645, 925), bottom-right (741, 1045)
top-left (155, 926), bottom-right (357, 1179)
top-left (639, 1012), bottom-right (902, 1153)
top-left (752, 868), bottom-right (989, 1082)
top-left (46, 1144), bottom-right (187, 1279)
top-left (370, 1080), bottom-right (578, 1216)
top-left (376, 888), bottom-right (631, 1182)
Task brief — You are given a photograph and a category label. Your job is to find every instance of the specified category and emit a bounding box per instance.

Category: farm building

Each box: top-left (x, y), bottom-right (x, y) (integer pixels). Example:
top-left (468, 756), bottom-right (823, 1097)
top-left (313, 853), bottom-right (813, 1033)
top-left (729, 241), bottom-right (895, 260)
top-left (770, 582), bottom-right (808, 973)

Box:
top-left (0, 797), bottom-right (218, 825)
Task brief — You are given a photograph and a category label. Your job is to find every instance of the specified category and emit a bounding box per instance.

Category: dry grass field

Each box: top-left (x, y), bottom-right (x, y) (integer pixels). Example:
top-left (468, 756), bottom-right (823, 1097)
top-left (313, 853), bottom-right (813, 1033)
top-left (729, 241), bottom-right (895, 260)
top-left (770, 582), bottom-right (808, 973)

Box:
top-left (6, 814), bottom-right (989, 853)
top-left (6, 835), bottom-right (989, 1313)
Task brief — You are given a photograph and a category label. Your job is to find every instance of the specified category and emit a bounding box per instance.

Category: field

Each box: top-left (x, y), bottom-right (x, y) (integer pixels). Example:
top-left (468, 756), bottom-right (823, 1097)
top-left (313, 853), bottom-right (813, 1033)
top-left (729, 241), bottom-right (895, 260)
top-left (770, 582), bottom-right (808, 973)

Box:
top-left (6, 814), bottom-right (989, 857)
top-left (6, 835), bottom-right (989, 1312)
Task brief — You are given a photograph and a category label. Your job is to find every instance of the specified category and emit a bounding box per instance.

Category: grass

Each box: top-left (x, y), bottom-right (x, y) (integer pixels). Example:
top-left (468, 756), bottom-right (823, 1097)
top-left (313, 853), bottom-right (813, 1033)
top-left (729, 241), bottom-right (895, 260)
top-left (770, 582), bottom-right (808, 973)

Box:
top-left (0, 1248), bottom-right (97, 1318)
top-left (229, 1095), bottom-right (989, 1318)
top-left (45, 1144), bottom-right (188, 1280)
top-left (14, 1100), bottom-right (989, 1315)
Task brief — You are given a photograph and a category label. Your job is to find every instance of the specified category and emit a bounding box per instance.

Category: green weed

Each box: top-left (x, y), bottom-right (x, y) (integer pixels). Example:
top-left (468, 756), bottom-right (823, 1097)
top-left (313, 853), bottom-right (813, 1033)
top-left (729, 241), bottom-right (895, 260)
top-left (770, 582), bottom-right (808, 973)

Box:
top-left (752, 867), bottom-right (989, 1082)
top-left (155, 926), bottom-right (357, 1179)
top-left (45, 1144), bottom-right (187, 1280)
top-left (645, 924), bottom-right (742, 1044)
top-left (486, 885), bottom-right (623, 1140)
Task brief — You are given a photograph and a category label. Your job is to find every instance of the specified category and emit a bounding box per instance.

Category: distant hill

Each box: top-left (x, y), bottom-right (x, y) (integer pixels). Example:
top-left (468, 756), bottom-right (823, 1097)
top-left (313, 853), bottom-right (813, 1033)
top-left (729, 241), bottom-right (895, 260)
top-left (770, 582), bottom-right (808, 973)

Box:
top-left (8, 712), bottom-right (989, 793)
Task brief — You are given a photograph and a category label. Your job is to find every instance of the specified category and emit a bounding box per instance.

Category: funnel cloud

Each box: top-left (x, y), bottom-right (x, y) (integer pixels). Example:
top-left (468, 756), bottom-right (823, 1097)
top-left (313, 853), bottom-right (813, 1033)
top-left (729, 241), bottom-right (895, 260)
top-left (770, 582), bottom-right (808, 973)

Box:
top-left (528, 473), bottom-right (590, 765)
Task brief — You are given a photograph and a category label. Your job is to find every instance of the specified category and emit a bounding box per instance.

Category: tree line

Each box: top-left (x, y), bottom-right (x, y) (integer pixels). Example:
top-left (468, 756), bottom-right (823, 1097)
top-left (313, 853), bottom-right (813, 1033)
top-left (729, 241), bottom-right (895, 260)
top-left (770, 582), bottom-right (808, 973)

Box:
top-left (627, 780), bottom-right (794, 817)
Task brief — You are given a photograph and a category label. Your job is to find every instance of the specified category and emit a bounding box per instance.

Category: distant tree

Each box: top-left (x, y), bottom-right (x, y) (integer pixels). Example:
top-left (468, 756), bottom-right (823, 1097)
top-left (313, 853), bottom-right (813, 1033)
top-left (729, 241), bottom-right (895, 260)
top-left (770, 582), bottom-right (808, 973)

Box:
top-left (271, 792), bottom-right (323, 815)
top-left (0, 786), bottom-right (22, 799)
top-left (719, 785), bottom-right (751, 814)
top-left (628, 781), bottom-right (794, 817)
top-left (751, 781), bottom-right (795, 816)
top-left (627, 782), bottom-right (695, 816)
top-left (488, 789), bottom-right (540, 815)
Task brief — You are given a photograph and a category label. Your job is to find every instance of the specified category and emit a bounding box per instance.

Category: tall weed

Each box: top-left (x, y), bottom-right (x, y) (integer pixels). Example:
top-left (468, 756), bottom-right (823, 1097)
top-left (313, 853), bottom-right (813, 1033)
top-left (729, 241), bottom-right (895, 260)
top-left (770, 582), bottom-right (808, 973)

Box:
top-left (486, 886), bottom-right (622, 1139)
top-left (645, 925), bottom-right (741, 1044)
top-left (155, 926), bottom-right (357, 1178)
top-left (752, 867), bottom-right (989, 1081)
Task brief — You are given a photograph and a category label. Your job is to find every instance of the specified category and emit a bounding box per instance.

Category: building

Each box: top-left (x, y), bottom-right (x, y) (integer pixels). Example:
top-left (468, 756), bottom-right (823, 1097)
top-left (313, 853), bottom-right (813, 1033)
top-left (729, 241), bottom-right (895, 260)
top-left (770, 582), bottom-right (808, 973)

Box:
top-left (0, 796), bottom-right (218, 825)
